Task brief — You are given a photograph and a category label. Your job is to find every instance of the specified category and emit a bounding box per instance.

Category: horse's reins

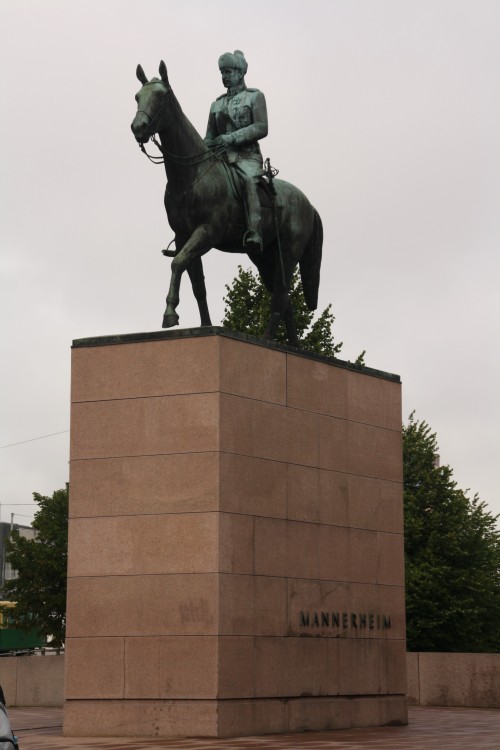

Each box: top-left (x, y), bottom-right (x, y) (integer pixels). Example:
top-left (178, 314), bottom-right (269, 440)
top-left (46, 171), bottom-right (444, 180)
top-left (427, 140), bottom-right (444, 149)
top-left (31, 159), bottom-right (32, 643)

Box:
top-left (139, 135), bottom-right (227, 165)
top-left (136, 80), bottom-right (227, 165)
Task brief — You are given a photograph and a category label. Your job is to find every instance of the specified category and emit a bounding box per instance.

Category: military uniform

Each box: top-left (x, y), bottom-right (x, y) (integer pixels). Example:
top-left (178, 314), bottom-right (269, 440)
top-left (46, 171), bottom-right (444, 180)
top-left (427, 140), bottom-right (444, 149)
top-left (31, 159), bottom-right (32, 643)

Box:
top-left (206, 82), bottom-right (268, 247)
top-left (206, 84), bottom-right (268, 171)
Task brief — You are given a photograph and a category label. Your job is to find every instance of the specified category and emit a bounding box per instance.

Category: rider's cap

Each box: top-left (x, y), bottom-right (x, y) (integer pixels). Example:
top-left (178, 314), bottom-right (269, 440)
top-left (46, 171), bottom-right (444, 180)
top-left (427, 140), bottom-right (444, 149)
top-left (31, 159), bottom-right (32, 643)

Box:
top-left (218, 50), bottom-right (247, 73)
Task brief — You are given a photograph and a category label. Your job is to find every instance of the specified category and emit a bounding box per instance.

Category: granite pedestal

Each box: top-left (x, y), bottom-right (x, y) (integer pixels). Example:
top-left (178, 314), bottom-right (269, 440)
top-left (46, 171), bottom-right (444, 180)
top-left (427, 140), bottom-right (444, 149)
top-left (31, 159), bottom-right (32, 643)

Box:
top-left (64, 328), bottom-right (407, 738)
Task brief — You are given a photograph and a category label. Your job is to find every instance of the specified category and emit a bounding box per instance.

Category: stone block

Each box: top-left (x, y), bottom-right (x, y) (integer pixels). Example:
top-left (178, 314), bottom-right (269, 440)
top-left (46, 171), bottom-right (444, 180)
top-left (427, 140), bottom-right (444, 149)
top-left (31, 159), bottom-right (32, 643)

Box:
top-left (379, 639), bottom-right (408, 694)
top-left (284, 637), bottom-right (327, 696)
top-left (377, 531), bottom-right (405, 586)
top-left (219, 513), bottom-right (254, 574)
top-left (71, 336), bottom-right (219, 403)
top-left (71, 392), bottom-right (219, 460)
top-left (287, 355), bottom-right (348, 418)
top-left (349, 696), bottom-right (382, 727)
top-left (68, 513), bottom-right (218, 577)
top-left (417, 652), bottom-right (500, 708)
top-left (217, 698), bottom-right (288, 737)
top-left (317, 523), bottom-right (350, 581)
top-left (0, 659), bottom-right (18, 707)
top-left (219, 392), bottom-right (254, 455)
top-left (348, 474), bottom-right (404, 533)
top-left (219, 453), bottom-right (287, 518)
top-left (123, 636), bottom-right (162, 699)
top-left (217, 636), bottom-right (255, 698)
top-left (318, 417), bottom-right (402, 481)
top-left (349, 527), bottom-right (379, 584)
top-left (284, 406), bottom-right (319, 467)
top-left (338, 638), bottom-right (381, 695)
top-left (371, 584), bottom-right (406, 640)
top-left (66, 574), bottom-right (218, 638)
top-left (219, 336), bottom-right (286, 404)
top-left (252, 401), bottom-right (289, 463)
top-left (65, 637), bottom-right (124, 699)
top-left (406, 651), bottom-right (420, 705)
top-left (287, 578), bottom-right (352, 637)
top-left (252, 401), bottom-right (319, 466)
top-left (350, 695), bottom-right (407, 727)
top-left (317, 415), bottom-right (349, 473)
top-left (253, 517), bottom-right (288, 577)
top-left (377, 694), bottom-right (408, 725)
top-left (69, 452), bottom-right (219, 518)
top-left (159, 636), bottom-right (218, 699)
top-left (287, 697), bottom-right (353, 732)
top-left (124, 636), bottom-right (218, 699)
top-left (0, 656), bottom-right (65, 707)
top-left (347, 372), bottom-right (402, 430)
top-left (254, 637), bottom-right (326, 697)
top-left (254, 519), bottom-right (351, 582)
top-left (64, 699), bottom-right (218, 737)
top-left (218, 574), bottom-right (287, 636)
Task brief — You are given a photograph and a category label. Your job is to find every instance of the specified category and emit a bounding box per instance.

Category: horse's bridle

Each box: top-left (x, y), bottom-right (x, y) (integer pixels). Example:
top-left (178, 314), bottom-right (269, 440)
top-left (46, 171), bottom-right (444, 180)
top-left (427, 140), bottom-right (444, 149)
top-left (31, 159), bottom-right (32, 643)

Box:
top-left (136, 80), bottom-right (226, 166)
top-left (135, 80), bottom-right (169, 144)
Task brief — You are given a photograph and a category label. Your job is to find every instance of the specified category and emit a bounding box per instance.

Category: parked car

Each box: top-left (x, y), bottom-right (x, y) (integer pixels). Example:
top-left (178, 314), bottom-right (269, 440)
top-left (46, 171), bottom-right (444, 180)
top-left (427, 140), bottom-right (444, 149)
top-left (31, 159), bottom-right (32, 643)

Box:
top-left (0, 688), bottom-right (18, 750)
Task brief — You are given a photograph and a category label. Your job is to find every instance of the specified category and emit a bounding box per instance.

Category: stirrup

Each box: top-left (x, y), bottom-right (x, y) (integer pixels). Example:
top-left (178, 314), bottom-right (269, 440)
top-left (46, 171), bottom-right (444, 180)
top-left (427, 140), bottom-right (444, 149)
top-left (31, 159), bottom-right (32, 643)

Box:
top-left (243, 230), bottom-right (263, 253)
top-left (161, 238), bottom-right (177, 257)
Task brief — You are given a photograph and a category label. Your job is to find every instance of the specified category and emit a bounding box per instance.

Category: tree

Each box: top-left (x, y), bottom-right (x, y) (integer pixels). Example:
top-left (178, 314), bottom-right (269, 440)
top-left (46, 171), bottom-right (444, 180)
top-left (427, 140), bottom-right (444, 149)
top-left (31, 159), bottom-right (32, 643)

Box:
top-left (222, 265), bottom-right (350, 359)
top-left (4, 485), bottom-right (68, 648)
top-left (403, 414), bottom-right (500, 652)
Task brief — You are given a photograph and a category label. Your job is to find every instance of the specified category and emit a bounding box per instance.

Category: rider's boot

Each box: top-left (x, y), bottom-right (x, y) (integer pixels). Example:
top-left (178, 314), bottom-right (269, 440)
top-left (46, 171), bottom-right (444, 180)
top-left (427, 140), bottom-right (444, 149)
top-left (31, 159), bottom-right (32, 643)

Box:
top-left (242, 177), bottom-right (263, 254)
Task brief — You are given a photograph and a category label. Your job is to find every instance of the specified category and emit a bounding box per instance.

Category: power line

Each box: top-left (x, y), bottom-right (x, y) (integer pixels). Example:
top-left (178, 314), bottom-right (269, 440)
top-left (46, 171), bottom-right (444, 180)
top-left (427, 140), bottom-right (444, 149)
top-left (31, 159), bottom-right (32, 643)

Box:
top-left (0, 430), bottom-right (69, 450)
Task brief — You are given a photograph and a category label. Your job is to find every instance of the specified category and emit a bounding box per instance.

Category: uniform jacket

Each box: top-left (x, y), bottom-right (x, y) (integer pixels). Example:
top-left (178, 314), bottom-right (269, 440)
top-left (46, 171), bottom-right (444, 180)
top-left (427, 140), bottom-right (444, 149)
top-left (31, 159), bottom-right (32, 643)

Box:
top-left (206, 85), bottom-right (268, 165)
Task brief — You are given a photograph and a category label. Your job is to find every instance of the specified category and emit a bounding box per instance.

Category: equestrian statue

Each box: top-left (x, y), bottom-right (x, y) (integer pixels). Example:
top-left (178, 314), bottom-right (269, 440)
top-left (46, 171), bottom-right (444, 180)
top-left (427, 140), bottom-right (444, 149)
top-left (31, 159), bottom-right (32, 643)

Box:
top-left (131, 52), bottom-right (323, 345)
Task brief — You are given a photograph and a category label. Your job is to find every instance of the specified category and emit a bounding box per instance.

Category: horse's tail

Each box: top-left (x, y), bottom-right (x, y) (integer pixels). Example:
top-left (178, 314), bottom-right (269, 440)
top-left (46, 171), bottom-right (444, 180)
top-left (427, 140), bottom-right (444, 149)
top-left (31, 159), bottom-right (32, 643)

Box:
top-left (299, 208), bottom-right (323, 310)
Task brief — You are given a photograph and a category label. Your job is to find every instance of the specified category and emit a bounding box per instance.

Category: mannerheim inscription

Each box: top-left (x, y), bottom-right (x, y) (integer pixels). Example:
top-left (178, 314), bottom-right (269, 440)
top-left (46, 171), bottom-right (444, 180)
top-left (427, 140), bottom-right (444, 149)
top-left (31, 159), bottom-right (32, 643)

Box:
top-left (300, 611), bottom-right (391, 631)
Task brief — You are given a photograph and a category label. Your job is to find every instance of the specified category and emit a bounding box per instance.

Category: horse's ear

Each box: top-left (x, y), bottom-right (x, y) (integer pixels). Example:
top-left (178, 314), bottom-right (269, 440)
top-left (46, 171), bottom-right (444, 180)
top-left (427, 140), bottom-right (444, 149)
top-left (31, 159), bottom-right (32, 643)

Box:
top-left (159, 60), bottom-right (169, 85)
top-left (136, 64), bottom-right (148, 85)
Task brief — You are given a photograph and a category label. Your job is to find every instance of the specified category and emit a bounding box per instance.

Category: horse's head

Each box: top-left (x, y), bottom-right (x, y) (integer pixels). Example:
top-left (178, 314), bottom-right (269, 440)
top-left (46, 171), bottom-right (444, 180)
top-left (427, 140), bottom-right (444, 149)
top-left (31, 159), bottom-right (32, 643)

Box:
top-left (131, 61), bottom-right (170, 144)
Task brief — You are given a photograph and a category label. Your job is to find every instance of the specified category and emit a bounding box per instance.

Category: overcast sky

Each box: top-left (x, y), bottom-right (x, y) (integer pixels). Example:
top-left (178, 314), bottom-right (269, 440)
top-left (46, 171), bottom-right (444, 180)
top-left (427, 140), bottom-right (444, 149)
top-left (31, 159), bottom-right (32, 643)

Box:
top-left (1, 0), bottom-right (499, 526)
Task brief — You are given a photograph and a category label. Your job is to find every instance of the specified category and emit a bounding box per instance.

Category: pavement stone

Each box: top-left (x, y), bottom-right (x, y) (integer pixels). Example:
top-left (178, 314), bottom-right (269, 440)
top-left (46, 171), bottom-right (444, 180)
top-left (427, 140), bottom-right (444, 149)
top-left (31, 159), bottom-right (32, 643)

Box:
top-left (6, 706), bottom-right (500, 750)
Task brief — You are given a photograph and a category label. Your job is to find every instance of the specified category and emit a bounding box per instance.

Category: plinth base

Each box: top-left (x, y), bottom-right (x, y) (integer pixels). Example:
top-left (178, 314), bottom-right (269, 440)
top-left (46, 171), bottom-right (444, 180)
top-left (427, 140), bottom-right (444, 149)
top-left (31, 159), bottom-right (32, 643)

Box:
top-left (64, 328), bottom-right (406, 738)
top-left (64, 696), bottom-right (407, 738)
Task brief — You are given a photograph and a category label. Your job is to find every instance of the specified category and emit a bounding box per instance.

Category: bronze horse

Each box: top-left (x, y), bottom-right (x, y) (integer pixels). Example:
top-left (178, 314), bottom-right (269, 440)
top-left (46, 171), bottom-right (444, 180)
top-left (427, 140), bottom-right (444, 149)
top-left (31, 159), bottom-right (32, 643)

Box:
top-left (131, 61), bottom-right (323, 345)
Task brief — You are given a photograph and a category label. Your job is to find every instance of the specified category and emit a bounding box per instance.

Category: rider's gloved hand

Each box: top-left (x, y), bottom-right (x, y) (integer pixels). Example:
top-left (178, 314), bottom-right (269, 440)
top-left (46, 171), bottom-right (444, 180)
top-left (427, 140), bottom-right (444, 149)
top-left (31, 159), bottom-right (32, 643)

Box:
top-left (205, 134), bottom-right (234, 149)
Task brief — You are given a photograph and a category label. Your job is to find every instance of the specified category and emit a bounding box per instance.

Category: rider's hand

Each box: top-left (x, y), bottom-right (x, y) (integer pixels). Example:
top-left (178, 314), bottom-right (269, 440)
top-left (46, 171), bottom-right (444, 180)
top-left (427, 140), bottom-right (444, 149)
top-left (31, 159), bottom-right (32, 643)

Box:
top-left (206, 134), bottom-right (234, 149)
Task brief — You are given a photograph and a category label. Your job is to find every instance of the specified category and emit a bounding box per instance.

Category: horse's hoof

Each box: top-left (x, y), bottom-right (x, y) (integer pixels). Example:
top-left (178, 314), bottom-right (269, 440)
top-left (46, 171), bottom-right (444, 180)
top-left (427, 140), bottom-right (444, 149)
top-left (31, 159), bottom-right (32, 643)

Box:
top-left (162, 313), bottom-right (179, 328)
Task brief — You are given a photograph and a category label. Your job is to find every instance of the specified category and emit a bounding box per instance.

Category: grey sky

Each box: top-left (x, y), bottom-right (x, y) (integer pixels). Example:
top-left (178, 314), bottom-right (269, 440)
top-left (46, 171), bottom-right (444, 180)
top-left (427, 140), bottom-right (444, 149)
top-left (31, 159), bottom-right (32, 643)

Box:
top-left (1, 0), bottom-right (499, 524)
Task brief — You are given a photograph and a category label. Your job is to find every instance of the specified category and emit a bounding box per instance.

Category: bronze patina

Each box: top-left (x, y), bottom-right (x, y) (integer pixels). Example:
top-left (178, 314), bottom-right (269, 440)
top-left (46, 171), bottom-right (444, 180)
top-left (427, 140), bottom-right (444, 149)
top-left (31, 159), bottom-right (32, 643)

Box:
top-left (205, 50), bottom-right (267, 253)
top-left (131, 57), bottom-right (323, 345)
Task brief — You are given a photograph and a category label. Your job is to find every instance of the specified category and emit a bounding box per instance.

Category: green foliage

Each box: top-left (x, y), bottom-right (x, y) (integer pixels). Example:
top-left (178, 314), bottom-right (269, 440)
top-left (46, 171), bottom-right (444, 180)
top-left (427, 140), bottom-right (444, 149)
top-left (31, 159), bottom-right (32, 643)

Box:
top-left (355, 349), bottom-right (366, 366)
top-left (4, 485), bottom-right (68, 648)
top-left (403, 414), bottom-right (500, 652)
top-left (222, 266), bottom-right (343, 358)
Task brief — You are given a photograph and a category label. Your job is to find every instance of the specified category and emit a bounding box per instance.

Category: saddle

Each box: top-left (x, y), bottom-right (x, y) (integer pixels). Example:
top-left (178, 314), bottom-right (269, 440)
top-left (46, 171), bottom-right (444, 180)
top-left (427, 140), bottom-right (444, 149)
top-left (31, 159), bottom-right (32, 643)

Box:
top-left (256, 177), bottom-right (277, 209)
top-left (161, 161), bottom-right (280, 257)
top-left (222, 159), bottom-right (277, 210)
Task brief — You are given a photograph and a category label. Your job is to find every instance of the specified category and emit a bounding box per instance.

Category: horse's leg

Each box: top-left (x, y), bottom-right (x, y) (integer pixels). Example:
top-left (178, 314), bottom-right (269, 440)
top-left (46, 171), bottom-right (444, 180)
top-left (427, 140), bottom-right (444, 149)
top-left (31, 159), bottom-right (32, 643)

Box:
top-left (283, 299), bottom-right (299, 347)
top-left (262, 221), bottom-right (309, 345)
top-left (187, 256), bottom-right (212, 327)
top-left (163, 225), bottom-right (211, 328)
top-left (250, 248), bottom-right (285, 339)
top-left (263, 257), bottom-right (294, 341)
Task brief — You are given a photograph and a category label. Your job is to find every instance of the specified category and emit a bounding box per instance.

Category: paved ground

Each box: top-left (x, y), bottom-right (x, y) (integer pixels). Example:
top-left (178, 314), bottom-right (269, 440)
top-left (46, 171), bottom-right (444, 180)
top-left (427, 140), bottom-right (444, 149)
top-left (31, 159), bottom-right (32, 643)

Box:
top-left (6, 706), bottom-right (500, 750)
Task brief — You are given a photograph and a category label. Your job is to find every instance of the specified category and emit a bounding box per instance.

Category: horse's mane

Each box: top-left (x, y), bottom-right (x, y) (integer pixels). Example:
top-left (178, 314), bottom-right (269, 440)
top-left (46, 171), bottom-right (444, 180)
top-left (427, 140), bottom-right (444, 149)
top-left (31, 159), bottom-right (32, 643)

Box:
top-left (153, 78), bottom-right (206, 150)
